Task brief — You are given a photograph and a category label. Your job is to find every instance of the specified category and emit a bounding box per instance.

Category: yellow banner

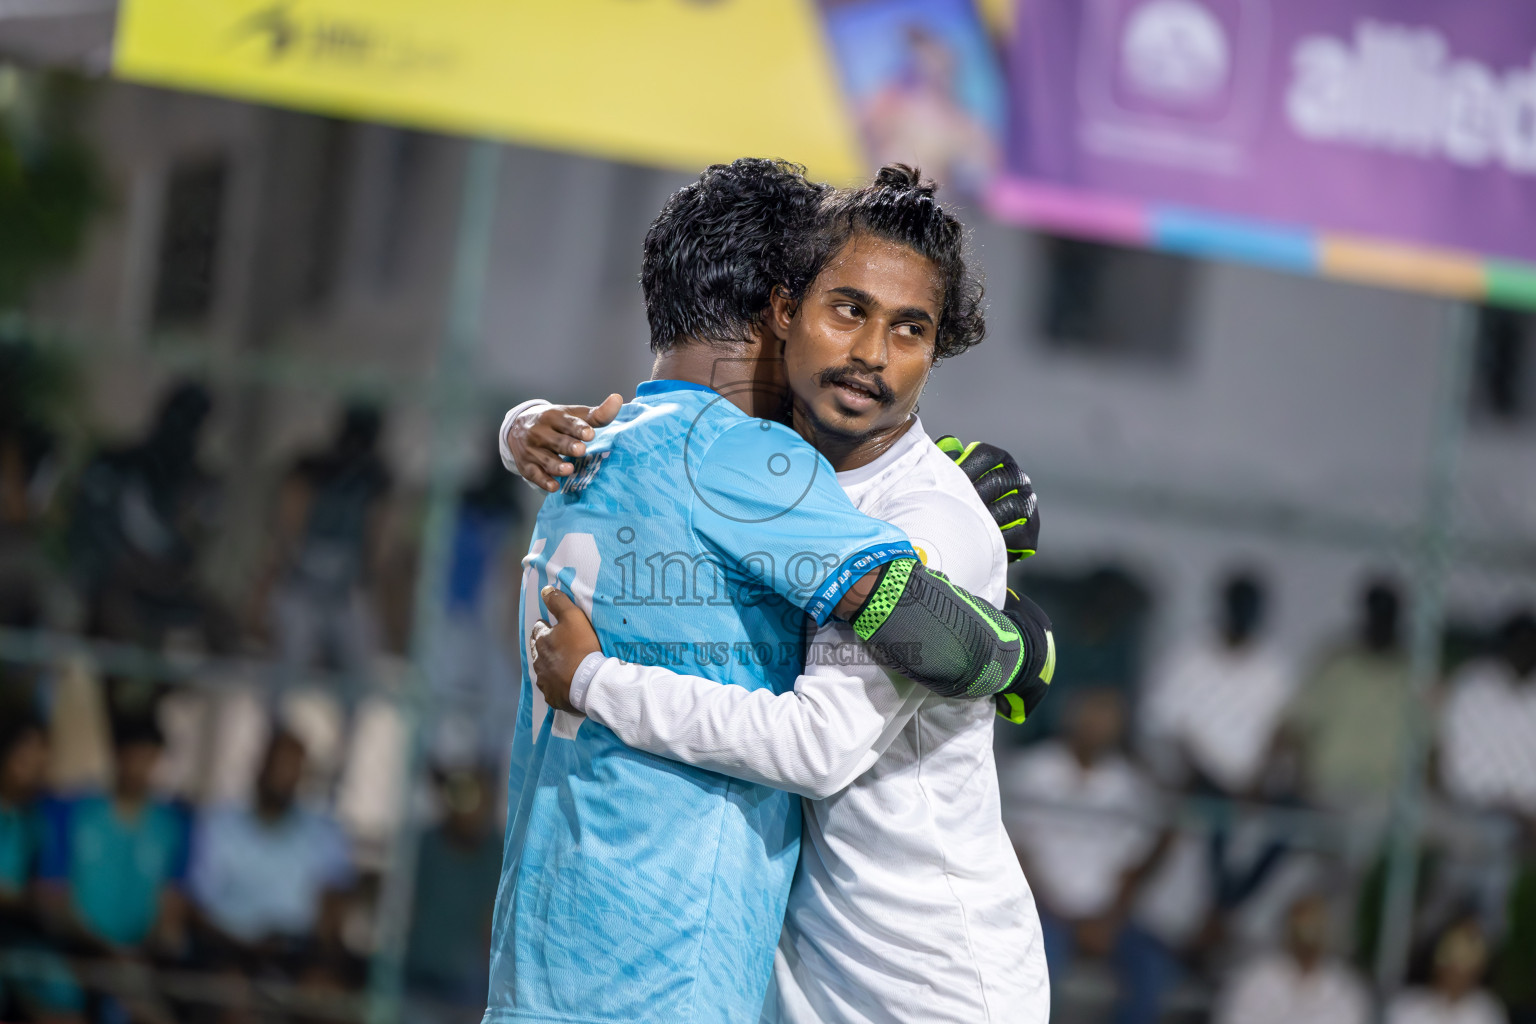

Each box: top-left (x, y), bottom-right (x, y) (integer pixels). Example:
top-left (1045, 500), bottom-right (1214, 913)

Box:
top-left (113, 0), bottom-right (864, 181)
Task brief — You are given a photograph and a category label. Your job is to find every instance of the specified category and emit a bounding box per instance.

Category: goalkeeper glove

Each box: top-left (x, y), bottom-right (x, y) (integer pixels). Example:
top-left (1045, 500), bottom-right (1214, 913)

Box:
top-left (936, 437), bottom-right (1039, 562)
top-left (995, 588), bottom-right (1055, 724)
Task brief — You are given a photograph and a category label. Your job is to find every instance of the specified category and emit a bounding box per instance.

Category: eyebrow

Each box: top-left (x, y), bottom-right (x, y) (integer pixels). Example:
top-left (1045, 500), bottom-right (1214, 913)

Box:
top-left (828, 285), bottom-right (936, 325)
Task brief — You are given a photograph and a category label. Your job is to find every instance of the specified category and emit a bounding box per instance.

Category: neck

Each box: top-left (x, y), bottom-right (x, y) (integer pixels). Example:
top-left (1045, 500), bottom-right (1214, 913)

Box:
top-left (114, 792), bottom-right (146, 818)
top-left (793, 408), bottom-right (917, 473)
top-left (256, 798), bottom-right (288, 823)
top-left (651, 339), bottom-right (767, 417)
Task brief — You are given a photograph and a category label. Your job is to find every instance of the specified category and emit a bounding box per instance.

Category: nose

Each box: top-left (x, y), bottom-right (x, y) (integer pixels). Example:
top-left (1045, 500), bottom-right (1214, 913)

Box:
top-left (847, 322), bottom-right (888, 372)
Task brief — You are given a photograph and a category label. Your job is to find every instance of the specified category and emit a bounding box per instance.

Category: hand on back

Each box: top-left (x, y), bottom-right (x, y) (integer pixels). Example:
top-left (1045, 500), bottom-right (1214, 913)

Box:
top-left (507, 394), bottom-right (623, 492)
top-left (531, 587), bottom-right (603, 713)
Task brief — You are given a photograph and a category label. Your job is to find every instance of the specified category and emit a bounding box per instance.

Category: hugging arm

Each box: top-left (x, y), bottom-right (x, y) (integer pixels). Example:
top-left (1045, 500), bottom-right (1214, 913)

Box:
top-left (505, 402), bottom-right (1054, 708)
top-left (836, 562), bottom-right (1054, 719)
top-left (830, 558), bottom-right (1054, 710)
top-left (533, 588), bottom-right (917, 800)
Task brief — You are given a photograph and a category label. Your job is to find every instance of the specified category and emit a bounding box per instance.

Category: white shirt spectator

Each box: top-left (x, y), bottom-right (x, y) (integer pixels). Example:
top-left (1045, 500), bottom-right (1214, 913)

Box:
top-left (1439, 660), bottom-right (1536, 815)
top-left (1143, 642), bottom-right (1296, 794)
top-left (1215, 954), bottom-right (1371, 1024)
top-left (1386, 990), bottom-right (1508, 1024)
top-left (190, 804), bottom-right (354, 943)
top-left (1003, 740), bottom-right (1159, 920)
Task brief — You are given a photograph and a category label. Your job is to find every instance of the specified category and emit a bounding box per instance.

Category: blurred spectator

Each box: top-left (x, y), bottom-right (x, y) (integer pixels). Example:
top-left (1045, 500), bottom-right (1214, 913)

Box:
top-left (187, 728), bottom-right (354, 972)
top-left (0, 715), bottom-right (86, 1024)
top-left (1138, 569), bottom-right (1302, 975)
top-left (1439, 611), bottom-right (1536, 818)
top-left (69, 381), bottom-right (233, 657)
top-left (1005, 688), bottom-right (1176, 1024)
top-left (1142, 569), bottom-right (1297, 796)
top-left (1388, 918), bottom-right (1507, 1024)
top-left (37, 714), bottom-right (189, 959)
top-left (1287, 578), bottom-right (1411, 809)
top-left (428, 445), bottom-right (524, 766)
top-left (404, 766), bottom-right (503, 1009)
top-left (0, 719), bottom-right (47, 910)
top-left (254, 403), bottom-right (391, 687)
top-left (1215, 891), bottom-right (1371, 1024)
top-left (1494, 831), bottom-right (1536, 1024)
top-left (0, 344), bottom-right (61, 633)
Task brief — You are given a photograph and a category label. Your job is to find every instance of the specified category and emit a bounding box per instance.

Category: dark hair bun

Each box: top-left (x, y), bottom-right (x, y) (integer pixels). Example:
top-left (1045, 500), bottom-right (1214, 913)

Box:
top-left (873, 163), bottom-right (938, 199)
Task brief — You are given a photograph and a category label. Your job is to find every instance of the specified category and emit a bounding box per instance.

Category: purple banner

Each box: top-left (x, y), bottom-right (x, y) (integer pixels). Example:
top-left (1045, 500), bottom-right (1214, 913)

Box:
top-left (1006, 0), bottom-right (1536, 263)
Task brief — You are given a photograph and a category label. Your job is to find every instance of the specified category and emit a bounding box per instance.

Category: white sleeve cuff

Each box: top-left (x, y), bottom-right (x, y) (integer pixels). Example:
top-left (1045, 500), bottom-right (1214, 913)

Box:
top-left (498, 399), bottom-right (555, 485)
top-left (567, 651), bottom-right (611, 713)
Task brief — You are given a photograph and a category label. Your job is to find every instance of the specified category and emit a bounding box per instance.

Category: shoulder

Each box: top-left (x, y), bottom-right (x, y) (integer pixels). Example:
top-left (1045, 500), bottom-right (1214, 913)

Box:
top-left (1105, 754), bottom-right (1154, 797)
top-left (694, 416), bottom-right (823, 472)
top-left (150, 800), bottom-right (189, 832)
top-left (873, 439), bottom-right (1004, 596)
top-left (296, 809), bottom-right (346, 842)
top-left (1320, 961), bottom-right (1371, 1001)
top-left (688, 417), bottom-right (850, 523)
top-left (39, 795), bottom-right (78, 828)
top-left (1447, 661), bottom-right (1508, 697)
top-left (1229, 954), bottom-right (1292, 992)
top-left (1384, 992), bottom-right (1436, 1023)
top-left (196, 804), bottom-right (248, 836)
top-left (1465, 991), bottom-right (1509, 1024)
top-left (62, 794), bottom-right (105, 819)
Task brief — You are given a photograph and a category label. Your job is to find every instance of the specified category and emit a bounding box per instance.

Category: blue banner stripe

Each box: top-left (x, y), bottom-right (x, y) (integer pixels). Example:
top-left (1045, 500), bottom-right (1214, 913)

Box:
top-left (1152, 207), bottom-right (1317, 274)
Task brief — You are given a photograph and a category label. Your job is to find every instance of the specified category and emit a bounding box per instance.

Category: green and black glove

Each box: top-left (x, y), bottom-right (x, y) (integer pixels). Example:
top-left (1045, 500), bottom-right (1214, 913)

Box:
top-left (849, 560), bottom-right (1055, 721)
top-left (994, 588), bottom-right (1055, 724)
top-left (936, 436), bottom-right (1039, 562)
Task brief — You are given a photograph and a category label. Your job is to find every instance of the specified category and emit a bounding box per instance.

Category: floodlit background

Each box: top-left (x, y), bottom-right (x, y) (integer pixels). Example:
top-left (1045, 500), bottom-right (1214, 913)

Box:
top-left (2, 2), bottom-right (1535, 1024)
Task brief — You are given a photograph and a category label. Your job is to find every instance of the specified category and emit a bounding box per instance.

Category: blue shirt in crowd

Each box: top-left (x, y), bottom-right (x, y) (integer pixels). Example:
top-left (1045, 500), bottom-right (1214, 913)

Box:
top-left (40, 796), bottom-right (189, 946)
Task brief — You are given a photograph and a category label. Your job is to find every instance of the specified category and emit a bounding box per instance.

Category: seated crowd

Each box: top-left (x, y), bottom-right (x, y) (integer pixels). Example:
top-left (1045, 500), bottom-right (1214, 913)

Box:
top-left (1, 371), bottom-right (1533, 1024)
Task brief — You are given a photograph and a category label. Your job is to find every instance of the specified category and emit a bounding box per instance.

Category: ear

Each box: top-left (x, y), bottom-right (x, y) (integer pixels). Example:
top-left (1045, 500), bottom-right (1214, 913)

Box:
top-left (768, 284), bottom-right (799, 340)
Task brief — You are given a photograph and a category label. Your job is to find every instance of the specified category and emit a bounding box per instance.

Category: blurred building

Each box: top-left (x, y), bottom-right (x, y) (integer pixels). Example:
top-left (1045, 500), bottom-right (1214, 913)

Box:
top-left (10, 70), bottom-right (1533, 686)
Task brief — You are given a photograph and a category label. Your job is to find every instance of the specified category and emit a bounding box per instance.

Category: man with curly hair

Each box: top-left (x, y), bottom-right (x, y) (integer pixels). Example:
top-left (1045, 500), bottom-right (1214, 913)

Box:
top-left (504, 164), bottom-right (1050, 1023)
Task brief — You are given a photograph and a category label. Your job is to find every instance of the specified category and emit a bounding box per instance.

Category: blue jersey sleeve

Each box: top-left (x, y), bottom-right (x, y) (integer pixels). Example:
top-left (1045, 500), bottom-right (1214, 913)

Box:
top-left (688, 419), bottom-right (914, 624)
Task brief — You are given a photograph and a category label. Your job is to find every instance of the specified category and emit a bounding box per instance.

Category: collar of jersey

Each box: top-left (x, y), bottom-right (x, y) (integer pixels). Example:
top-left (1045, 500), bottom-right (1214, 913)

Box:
top-left (834, 414), bottom-right (926, 487)
top-left (635, 379), bottom-right (717, 397)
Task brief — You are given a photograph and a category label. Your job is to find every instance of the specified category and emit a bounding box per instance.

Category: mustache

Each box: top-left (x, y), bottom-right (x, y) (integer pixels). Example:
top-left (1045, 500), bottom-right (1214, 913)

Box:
top-left (815, 365), bottom-right (896, 406)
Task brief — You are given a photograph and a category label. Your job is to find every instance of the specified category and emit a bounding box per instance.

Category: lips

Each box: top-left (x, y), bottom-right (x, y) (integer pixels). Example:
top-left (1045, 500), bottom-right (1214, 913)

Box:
top-left (815, 366), bottom-right (894, 414)
top-left (837, 376), bottom-right (880, 399)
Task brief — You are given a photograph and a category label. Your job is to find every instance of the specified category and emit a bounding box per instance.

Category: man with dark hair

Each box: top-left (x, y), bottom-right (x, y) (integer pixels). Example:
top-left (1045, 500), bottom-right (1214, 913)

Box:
top-left (255, 402), bottom-right (392, 688)
top-left (70, 381), bottom-right (232, 655)
top-left (38, 715), bottom-right (189, 958)
top-left (188, 728), bottom-right (354, 973)
top-left (507, 164), bottom-right (1051, 1022)
top-left (487, 159), bottom-right (1050, 1024)
top-left (1287, 576), bottom-right (1410, 809)
top-left (1143, 569), bottom-right (1297, 796)
top-left (0, 716), bottom-right (86, 1024)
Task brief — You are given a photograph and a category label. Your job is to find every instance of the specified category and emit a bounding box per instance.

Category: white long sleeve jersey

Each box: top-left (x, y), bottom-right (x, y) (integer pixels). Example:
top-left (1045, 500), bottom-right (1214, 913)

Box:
top-left (565, 416), bottom-right (1048, 1024)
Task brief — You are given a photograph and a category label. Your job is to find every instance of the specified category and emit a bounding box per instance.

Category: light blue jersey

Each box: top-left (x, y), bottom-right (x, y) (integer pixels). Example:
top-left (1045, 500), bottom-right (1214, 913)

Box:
top-left (487, 380), bottom-right (913, 1024)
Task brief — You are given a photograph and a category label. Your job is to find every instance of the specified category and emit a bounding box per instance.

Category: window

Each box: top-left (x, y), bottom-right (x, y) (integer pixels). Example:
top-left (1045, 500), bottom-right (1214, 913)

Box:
top-left (1470, 306), bottom-right (1532, 425)
top-left (1038, 236), bottom-right (1194, 363)
top-left (152, 158), bottom-right (227, 329)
